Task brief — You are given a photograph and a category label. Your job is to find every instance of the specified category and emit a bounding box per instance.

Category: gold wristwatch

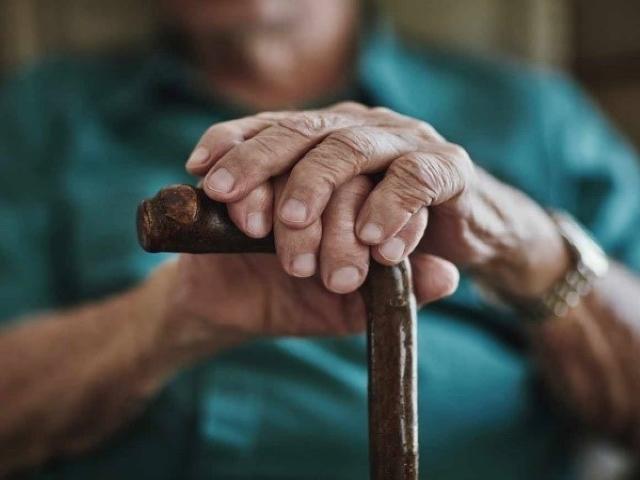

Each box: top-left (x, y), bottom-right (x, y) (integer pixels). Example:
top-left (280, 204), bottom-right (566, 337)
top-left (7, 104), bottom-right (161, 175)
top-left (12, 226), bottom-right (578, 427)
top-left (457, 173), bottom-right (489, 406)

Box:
top-left (533, 211), bottom-right (609, 319)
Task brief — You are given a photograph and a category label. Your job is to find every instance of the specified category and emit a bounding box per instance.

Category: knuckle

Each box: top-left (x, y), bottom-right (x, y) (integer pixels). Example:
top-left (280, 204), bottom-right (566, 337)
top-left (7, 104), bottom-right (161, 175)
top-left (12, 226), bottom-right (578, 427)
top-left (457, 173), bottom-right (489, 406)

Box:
top-left (337, 176), bottom-right (373, 204)
top-left (296, 154), bottom-right (342, 192)
top-left (387, 186), bottom-right (429, 215)
top-left (299, 129), bottom-right (373, 188)
top-left (277, 112), bottom-right (337, 138)
top-left (295, 222), bottom-right (322, 247)
top-left (255, 111), bottom-right (276, 118)
top-left (328, 214), bottom-right (357, 235)
top-left (331, 101), bottom-right (367, 112)
top-left (415, 121), bottom-right (439, 139)
top-left (256, 111), bottom-right (287, 121)
top-left (370, 107), bottom-right (415, 126)
top-left (371, 106), bottom-right (394, 117)
top-left (227, 140), bottom-right (274, 176)
top-left (324, 128), bottom-right (375, 169)
top-left (250, 135), bottom-right (279, 157)
top-left (225, 145), bottom-right (265, 176)
top-left (203, 123), bottom-right (230, 139)
top-left (389, 154), bottom-right (443, 206)
top-left (441, 143), bottom-right (474, 182)
top-left (203, 125), bottom-right (218, 137)
top-left (247, 184), bottom-right (273, 209)
top-left (325, 244), bottom-right (369, 269)
top-left (389, 144), bottom-right (473, 203)
top-left (446, 143), bottom-right (471, 163)
top-left (455, 147), bottom-right (474, 174)
top-left (370, 107), bottom-right (411, 126)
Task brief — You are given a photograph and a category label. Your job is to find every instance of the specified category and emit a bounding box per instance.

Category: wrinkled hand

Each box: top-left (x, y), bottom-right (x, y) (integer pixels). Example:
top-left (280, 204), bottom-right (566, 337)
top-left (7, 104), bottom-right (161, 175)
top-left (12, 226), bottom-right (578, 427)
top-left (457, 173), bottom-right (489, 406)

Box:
top-left (186, 102), bottom-right (474, 296)
top-left (165, 249), bottom-right (456, 343)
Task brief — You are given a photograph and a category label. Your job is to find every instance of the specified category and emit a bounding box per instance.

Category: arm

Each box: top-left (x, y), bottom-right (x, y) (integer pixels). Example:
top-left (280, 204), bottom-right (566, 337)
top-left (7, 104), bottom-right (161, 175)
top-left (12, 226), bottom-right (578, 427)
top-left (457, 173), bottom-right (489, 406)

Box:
top-left (535, 264), bottom-right (640, 450)
top-left (0, 262), bottom-right (236, 476)
top-left (0, 67), bottom-right (239, 475)
top-left (463, 172), bottom-right (640, 451)
top-left (528, 78), bottom-right (640, 450)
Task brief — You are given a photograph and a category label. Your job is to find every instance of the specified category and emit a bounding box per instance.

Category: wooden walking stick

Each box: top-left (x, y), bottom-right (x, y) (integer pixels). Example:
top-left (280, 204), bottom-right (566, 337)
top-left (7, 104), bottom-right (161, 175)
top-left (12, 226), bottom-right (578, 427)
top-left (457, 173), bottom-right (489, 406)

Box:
top-left (137, 184), bottom-right (418, 479)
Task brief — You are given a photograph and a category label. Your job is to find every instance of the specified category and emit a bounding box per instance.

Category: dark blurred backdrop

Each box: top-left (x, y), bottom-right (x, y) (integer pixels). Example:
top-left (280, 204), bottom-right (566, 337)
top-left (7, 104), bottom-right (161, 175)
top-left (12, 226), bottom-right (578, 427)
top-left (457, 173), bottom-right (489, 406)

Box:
top-left (1, 0), bottom-right (639, 150)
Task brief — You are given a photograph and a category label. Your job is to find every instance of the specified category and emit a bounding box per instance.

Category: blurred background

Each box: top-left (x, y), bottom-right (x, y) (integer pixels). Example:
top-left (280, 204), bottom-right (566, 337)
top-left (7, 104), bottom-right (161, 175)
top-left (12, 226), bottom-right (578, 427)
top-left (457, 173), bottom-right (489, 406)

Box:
top-left (1, 1), bottom-right (639, 478)
top-left (1, 0), bottom-right (640, 149)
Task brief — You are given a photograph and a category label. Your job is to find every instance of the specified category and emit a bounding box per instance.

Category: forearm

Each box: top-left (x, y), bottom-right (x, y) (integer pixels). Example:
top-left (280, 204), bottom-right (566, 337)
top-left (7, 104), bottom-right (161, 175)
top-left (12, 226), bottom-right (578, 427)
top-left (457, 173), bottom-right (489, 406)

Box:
top-left (533, 264), bottom-right (640, 451)
top-left (0, 262), bottom-right (230, 475)
top-left (468, 172), bottom-right (640, 451)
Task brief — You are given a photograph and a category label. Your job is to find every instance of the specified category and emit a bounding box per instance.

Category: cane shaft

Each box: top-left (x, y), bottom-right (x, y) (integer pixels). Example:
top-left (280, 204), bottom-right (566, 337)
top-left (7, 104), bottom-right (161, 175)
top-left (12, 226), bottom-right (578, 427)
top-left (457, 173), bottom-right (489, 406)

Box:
top-left (137, 184), bottom-right (418, 479)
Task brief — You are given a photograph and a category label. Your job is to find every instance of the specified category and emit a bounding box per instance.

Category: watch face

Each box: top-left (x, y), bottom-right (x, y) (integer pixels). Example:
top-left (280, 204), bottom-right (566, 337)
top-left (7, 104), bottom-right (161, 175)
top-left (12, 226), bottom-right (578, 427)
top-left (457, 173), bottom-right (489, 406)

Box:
top-left (556, 212), bottom-right (609, 277)
top-left (581, 242), bottom-right (610, 277)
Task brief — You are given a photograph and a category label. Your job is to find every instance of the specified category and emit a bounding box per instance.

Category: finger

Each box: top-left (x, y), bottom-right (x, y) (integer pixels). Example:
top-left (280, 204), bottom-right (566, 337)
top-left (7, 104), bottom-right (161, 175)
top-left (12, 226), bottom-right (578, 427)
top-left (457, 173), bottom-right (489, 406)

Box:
top-left (227, 181), bottom-right (274, 238)
top-left (185, 117), bottom-right (273, 175)
top-left (410, 254), bottom-right (460, 307)
top-left (276, 126), bottom-right (433, 229)
top-left (202, 111), bottom-right (366, 202)
top-left (320, 175), bottom-right (374, 294)
top-left (273, 176), bottom-right (321, 278)
top-left (328, 101), bottom-right (370, 114)
top-left (356, 146), bottom-right (472, 245)
top-left (371, 208), bottom-right (428, 266)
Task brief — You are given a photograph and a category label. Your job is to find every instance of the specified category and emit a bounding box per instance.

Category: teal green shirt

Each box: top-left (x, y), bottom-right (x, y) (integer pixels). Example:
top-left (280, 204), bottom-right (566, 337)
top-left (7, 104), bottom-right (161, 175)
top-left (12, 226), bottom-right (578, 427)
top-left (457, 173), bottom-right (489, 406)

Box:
top-left (2, 30), bottom-right (640, 479)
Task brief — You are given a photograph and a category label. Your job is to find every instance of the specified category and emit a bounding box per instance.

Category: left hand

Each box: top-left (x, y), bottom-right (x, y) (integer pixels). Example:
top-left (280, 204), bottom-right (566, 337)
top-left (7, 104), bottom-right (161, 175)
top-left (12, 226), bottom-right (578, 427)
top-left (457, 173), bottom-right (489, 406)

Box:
top-left (185, 102), bottom-right (568, 298)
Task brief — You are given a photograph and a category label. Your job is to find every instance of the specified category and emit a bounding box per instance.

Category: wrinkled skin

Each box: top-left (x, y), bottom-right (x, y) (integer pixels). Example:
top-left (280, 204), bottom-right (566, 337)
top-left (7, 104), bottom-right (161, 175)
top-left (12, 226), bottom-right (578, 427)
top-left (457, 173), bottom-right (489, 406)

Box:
top-left (169, 101), bottom-right (563, 342)
top-left (186, 102), bottom-right (472, 290)
top-left (157, 1), bottom-right (562, 342)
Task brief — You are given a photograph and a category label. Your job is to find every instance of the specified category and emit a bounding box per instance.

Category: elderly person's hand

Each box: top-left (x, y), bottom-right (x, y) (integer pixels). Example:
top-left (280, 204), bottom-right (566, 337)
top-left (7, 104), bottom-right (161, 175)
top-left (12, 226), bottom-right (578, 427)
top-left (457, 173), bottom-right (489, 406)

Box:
top-left (186, 102), bottom-right (569, 301)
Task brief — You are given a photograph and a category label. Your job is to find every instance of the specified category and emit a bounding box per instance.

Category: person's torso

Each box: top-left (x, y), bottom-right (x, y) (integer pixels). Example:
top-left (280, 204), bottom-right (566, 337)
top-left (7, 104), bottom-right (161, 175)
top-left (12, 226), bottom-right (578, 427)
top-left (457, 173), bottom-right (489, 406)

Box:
top-left (20, 38), bottom-right (578, 479)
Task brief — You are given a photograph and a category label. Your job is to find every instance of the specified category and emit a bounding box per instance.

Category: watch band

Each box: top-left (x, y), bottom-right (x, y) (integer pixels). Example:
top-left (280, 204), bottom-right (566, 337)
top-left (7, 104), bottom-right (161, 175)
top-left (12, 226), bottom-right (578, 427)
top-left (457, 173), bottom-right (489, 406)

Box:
top-left (534, 211), bottom-right (609, 319)
top-left (476, 211), bottom-right (610, 321)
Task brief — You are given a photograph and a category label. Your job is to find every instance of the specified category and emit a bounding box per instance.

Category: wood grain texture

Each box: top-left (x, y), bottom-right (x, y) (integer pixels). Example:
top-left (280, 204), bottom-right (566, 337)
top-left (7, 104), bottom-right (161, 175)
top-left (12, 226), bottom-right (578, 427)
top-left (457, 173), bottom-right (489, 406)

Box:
top-left (363, 261), bottom-right (418, 479)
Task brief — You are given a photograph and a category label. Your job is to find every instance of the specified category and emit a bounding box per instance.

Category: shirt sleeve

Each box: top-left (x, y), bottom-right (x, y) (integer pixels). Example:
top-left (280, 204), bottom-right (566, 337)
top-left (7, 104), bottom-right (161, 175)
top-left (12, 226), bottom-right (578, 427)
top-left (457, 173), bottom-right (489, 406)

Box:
top-left (0, 67), bottom-right (57, 324)
top-left (539, 74), bottom-right (640, 273)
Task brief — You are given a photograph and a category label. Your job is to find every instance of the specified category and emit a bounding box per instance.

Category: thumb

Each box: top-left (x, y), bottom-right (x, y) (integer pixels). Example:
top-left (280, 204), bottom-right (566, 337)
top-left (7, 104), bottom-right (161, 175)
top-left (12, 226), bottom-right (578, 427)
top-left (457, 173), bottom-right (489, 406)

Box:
top-left (410, 254), bottom-right (460, 307)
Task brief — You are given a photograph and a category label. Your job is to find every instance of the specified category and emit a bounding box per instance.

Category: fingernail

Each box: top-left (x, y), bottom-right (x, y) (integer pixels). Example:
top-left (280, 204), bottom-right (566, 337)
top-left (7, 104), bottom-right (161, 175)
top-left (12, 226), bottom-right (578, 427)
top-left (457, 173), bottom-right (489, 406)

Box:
top-left (186, 147), bottom-right (210, 168)
top-left (359, 223), bottom-right (383, 244)
top-left (246, 212), bottom-right (267, 236)
top-left (281, 198), bottom-right (307, 223)
top-left (292, 253), bottom-right (316, 277)
top-left (329, 266), bottom-right (361, 293)
top-left (206, 168), bottom-right (235, 193)
top-left (380, 237), bottom-right (406, 262)
top-left (442, 262), bottom-right (461, 296)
